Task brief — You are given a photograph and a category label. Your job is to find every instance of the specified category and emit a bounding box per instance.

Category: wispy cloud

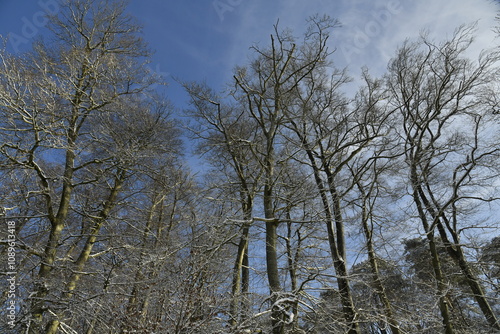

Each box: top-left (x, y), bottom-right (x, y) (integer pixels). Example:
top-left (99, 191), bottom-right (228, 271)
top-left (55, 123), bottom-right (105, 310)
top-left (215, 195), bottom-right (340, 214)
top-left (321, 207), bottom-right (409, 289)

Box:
top-left (218, 0), bottom-right (497, 85)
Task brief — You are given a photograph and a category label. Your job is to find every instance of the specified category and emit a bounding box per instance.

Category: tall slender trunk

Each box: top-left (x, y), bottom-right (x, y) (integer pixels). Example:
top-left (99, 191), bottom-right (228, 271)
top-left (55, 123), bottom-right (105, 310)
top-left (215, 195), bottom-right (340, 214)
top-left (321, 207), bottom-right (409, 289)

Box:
top-left (290, 123), bottom-right (360, 333)
top-left (419, 188), bottom-right (500, 331)
top-left (124, 192), bottom-right (164, 326)
top-left (241, 241), bottom-right (250, 314)
top-left (452, 246), bottom-right (500, 330)
top-left (241, 77), bottom-right (286, 331)
top-left (411, 169), bottom-right (454, 334)
top-left (361, 201), bottom-right (401, 334)
top-left (263, 131), bottom-right (285, 334)
top-left (229, 180), bottom-right (253, 327)
top-left (28, 63), bottom-right (89, 334)
top-left (28, 139), bottom-right (77, 334)
top-left (324, 169), bottom-right (360, 334)
top-left (229, 221), bottom-right (251, 327)
top-left (45, 170), bottom-right (126, 334)
top-left (266, 218), bottom-right (283, 334)
top-left (286, 217), bottom-right (300, 329)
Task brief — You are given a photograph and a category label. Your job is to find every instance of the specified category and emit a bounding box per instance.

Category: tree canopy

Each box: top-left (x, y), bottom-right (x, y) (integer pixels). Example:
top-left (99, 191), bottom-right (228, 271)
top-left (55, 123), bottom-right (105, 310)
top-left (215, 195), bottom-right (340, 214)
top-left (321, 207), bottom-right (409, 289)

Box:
top-left (1, 1), bottom-right (499, 333)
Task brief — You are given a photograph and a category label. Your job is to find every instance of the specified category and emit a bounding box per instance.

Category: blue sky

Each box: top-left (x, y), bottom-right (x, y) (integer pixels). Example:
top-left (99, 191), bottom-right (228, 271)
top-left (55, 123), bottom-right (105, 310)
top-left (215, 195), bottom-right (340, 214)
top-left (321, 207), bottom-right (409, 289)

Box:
top-left (0, 0), bottom-right (498, 167)
top-left (1, 0), bottom-right (497, 92)
top-left (0, 0), bottom-right (498, 275)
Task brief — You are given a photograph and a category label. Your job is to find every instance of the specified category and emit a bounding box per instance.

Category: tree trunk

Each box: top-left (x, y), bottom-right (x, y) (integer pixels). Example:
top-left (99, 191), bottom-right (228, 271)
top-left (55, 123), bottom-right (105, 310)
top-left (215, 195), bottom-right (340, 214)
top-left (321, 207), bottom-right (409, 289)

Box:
top-left (230, 183), bottom-right (253, 328)
top-left (45, 170), bottom-right (126, 334)
top-left (363, 211), bottom-right (401, 334)
top-left (411, 174), bottom-right (454, 334)
top-left (290, 123), bottom-right (360, 333)
top-left (230, 223), bottom-right (250, 327)
top-left (419, 189), bottom-right (500, 331)
top-left (325, 170), bottom-right (360, 334)
top-left (357, 180), bottom-right (401, 334)
top-left (286, 218), bottom-right (300, 329)
top-left (28, 142), bottom-right (77, 334)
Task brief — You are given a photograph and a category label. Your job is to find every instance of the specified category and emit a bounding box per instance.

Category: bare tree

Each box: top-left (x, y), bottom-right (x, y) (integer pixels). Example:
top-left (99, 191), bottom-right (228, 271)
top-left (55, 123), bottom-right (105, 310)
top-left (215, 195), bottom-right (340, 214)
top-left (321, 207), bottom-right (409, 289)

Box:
top-left (231, 16), bottom-right (338, 333)
top-left (386, 24), bottom-right (500, 332)
top-left (283, 50), bottom-right (386, 334)
top-left (0, 1), bottom-right (179, 332)
top-left (2, 2), bottom-right (499, 333)
top-left (183, 81), bottom-right (263, 330)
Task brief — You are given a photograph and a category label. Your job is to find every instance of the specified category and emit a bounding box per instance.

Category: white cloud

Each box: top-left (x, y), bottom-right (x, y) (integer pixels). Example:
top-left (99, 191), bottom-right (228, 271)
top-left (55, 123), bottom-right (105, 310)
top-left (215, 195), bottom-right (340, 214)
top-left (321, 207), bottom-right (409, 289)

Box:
top-left (336, 0), bottom-right (497, 72)
top-left (219, 0), bottom-right (497, 86)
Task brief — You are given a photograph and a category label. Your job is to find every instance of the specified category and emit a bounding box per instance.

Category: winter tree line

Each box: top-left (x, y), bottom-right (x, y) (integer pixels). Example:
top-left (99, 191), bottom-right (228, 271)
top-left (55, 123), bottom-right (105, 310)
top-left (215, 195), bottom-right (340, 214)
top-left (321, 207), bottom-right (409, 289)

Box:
top-left (0, 0), bottom-right (499, 333)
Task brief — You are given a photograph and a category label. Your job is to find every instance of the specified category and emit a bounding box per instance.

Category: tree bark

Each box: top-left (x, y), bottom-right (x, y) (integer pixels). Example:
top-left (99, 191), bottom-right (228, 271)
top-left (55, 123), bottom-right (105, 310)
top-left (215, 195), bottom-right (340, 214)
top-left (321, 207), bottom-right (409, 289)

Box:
top-left (28, 128), bottom-right (78, 334)
top-left (359, 189), bottom-right (401, 334)
top-left (45, 169), bottom-right (126, 334)
top-left (419, 189), bottom-right (500, 331)
top-left (411, 169), bottom-right (454, 334)
top-left (229, 222), bottom-right (251, 327)
top-left (288, 121), bottom-right (360, 333)
top-left (324, 170), bottom-right (360, 334)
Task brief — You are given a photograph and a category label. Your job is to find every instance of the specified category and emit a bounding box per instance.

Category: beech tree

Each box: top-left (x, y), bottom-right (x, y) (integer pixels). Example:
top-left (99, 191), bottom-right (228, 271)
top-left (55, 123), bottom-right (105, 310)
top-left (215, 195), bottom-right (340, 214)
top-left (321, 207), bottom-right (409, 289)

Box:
top-left (1, 1), bottom-right (499, 333)
top-left (0, 0), bottom-right (179, 332)
top-left (183, 81), bottom-right (263, 330)
top-left (229, 16), bottom-right (352, 333)
top-left (386, 24), bottom-right (500, 332)
top-left (283, 52), bottom-right (395, 333)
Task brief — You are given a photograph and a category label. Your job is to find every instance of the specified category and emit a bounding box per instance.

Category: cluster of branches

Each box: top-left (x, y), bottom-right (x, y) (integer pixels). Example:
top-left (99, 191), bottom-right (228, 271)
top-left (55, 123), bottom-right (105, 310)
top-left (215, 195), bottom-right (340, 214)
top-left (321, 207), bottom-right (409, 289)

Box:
top-left (184, 15), bottom-right (500, 334)
top-left (0, 1), bottom-right (499, 334)
top-left (0, 1), bottom-right (231, 333)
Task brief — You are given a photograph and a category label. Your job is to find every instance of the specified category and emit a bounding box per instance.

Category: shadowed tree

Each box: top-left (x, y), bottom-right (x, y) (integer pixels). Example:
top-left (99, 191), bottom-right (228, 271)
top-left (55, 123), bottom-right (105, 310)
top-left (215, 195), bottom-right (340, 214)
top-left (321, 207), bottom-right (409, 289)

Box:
top-left (386, 24), bottom-right (500, 332)
top-left (231, 16), bottom-right (343, 334)
top-left (0, 0), bottom-right (179, 332)
top-left (183, 81), bottom-right (263, 330)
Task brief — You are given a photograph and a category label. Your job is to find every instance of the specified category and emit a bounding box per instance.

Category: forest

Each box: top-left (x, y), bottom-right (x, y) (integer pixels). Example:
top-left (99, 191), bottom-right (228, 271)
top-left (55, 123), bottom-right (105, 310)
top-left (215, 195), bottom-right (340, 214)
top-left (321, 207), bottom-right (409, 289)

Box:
top-left (0, 0), bottom-right (499, 333)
